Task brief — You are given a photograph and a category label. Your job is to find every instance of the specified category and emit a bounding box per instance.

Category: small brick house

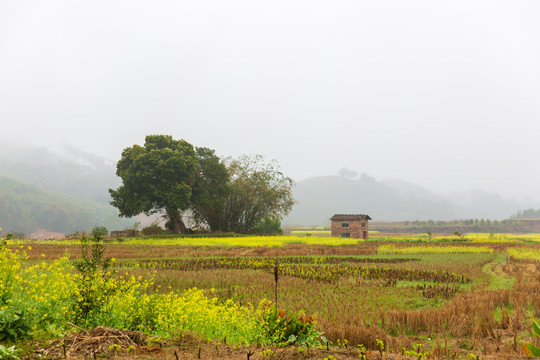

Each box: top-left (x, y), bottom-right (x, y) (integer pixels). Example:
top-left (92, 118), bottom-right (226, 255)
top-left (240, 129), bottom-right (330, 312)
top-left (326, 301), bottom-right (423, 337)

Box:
top-left (330, 214), bottom-right (372, 239)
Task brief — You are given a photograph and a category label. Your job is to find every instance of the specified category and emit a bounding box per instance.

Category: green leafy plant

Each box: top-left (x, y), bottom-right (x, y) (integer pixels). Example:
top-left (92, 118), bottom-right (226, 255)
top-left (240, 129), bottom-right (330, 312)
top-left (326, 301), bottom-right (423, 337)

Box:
top-left (91, 225), bottom-right (108, 237)
top-left (403, 343), bottom-right (429, 359)
top-left (0, 345), bottom-right (21, 360)
top-left (0, 309), bottom-right (31, 342)
top-left (375, 338), bottom-right (385, 358)
top-left (523, 317), bottom-right (540, 357)
top-left (357, 344), bottom-right (367, 359)
top-left (318, 356), bottom-right (335, 360)
top-left (336, 339), bottom-right (348, 348)
top-left (254, 217), bottom-right (283, 235)
top-left (260, 349), bottom-right (275, 358)
top-left (74, 234), bottom-right (112, 275)
top-left (72, 234), bottom-right (115, 324)
top-left (258, 301), bottom-right (322, 347)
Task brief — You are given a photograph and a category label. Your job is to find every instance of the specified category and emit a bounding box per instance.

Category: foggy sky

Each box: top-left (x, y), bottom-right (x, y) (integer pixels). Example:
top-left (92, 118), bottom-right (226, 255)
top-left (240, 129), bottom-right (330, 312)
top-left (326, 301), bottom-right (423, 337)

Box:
top-left (1, 0), bottom-right (539, 202)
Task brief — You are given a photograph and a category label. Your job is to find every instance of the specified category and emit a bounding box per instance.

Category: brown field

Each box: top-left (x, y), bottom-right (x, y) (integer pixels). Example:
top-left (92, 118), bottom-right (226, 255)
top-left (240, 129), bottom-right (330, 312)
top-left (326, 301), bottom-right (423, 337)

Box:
top-left (19, 240), bottom-right (540, 359)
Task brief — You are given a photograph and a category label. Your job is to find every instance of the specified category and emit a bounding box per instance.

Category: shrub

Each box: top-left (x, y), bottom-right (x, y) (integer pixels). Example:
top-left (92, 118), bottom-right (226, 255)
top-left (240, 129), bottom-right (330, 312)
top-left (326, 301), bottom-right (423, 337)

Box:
top-left (254, 217), bottom-right (283, 235)
top-left (141, 223), bottom-right (168, 236)
top-left (257, 300), bottom-right (322, 347)
top-left (72, 234), bottom-right (115, 325)
top-left (91, 226), bottom-right (108, 237)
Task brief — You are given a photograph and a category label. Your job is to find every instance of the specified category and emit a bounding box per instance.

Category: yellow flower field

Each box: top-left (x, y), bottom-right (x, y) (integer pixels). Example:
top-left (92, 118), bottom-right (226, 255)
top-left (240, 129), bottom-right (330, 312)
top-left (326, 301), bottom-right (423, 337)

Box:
top-left (24, 236), bottom-right (362, 247)
top-left (507, 247), bottom-right (540, 261)
top-left (378, 244), bottom-right (494, 254)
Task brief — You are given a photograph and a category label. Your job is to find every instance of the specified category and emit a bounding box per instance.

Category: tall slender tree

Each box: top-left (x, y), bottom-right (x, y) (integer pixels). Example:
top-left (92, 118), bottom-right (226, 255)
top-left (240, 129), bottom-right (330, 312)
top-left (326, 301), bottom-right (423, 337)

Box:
top-left (222, 155), bottom-right (295, 233)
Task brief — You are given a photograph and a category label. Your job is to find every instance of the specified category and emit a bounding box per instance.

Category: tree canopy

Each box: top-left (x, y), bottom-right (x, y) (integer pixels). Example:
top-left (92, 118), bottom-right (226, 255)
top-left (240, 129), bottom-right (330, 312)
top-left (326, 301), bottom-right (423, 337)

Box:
top-left (109, 135), bottom-right (294, 234)
top-left (222, 155), bottom-right (294, 233)
top-left (190, 147), bottom-right (230, 231)
top-left (109, 135), bottom-right (199, 233)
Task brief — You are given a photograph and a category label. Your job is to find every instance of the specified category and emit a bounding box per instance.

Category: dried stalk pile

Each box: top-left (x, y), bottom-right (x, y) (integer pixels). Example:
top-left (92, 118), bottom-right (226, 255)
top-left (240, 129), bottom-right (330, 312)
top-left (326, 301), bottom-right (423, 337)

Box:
top-left (40, 326), bottom-right (147, 358)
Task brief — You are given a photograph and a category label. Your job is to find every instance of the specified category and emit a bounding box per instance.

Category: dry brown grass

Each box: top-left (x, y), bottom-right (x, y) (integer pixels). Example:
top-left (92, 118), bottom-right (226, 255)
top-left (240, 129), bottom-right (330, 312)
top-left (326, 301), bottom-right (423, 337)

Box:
top-left (20, 243), bottom-right (379, 261)
top-left (18, 241), bottom-right (540, 359)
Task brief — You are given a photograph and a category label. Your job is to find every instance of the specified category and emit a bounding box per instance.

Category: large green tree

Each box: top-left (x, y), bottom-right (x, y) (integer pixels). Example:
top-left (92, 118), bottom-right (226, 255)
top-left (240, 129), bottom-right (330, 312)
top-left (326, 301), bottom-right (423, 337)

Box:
top-left (110, 136), bottom-right (294, 234)
top-left (109, 135), bottom-right (199, 233)
top-left (190, 147), bottom-right (230, 231)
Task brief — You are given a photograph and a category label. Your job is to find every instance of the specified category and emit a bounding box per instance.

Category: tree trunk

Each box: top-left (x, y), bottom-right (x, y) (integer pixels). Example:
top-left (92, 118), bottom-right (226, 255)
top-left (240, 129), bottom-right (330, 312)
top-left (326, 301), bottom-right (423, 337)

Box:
top-left (167, 208), bottom-right (189, 234)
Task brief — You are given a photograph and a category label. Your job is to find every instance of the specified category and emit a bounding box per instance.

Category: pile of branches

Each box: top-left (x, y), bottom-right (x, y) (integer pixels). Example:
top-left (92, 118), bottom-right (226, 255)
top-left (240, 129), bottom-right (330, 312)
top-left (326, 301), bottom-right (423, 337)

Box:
top-left (37, 326), bottom-right (147, 358)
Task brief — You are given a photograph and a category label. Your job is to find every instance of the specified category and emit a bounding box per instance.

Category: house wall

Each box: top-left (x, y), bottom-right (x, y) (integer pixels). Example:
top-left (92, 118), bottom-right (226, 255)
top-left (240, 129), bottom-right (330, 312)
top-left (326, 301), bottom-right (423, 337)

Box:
top-left (331, 220), bottom-right (369, 239)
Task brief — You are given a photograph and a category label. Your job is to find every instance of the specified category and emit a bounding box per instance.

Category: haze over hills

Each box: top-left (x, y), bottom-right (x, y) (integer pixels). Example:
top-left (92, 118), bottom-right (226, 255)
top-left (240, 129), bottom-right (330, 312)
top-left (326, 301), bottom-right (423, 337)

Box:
top-left (283, 173), bottom-right (539, 226)
top-left (1, 0), bottom-right (540, 234)
top-left (0, 144), bottom-right (538, 233)
top-left (0, 143), bottom-right (128, 234)
top-left (0, 175), bottom-right (126, 234)
top-left (0, 143), bottom-right (120, 203)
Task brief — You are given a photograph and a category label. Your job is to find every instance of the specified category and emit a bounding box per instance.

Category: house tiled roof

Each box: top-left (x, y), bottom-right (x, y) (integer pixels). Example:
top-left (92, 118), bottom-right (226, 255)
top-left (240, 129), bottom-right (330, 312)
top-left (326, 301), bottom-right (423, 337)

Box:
top-left (330, 214), bottom-right (372, 221)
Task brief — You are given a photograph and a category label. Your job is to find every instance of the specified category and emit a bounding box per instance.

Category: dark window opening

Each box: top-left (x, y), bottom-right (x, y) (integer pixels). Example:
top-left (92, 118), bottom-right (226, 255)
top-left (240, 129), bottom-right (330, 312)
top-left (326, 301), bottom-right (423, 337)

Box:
top-left (341, 222), bottom-right (349, 228)
top-left (341, 232), bottom-right (350, 238)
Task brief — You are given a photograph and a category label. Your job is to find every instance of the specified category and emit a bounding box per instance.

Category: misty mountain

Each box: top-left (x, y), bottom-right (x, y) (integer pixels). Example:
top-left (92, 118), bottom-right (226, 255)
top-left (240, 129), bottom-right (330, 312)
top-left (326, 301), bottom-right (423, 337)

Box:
top-left (0, 143), bottom-right (119, 204)
top-left (1, 144), bottom-right (536, 230)
top-left (444, 189), bottom-right (533, 220)
top-left (284, 174), bottom-right (537, 226)
top-left (380, 179), bottom-right (534, 219)
top-left (0, 175), bottom-right (126, 234)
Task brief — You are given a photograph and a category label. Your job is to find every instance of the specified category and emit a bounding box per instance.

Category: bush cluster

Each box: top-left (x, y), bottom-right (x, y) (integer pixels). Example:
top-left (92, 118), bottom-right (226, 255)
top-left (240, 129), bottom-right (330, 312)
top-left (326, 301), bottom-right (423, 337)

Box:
top-left (257, 300), bottom-right (322, 347)
top-left (0, 232), bottom-right (322, 347)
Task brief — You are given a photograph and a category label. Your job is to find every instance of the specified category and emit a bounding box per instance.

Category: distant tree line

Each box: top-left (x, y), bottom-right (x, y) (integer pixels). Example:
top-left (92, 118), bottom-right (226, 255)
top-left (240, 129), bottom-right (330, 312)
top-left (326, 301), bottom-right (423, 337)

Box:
top-left (373, 217), bottom-right (540, 234)
top-left (510, 209), bottom-right (540, 219)
top-left (109, 135), bottom-right (294, 234)
top-left (403, 219), bottom-right (510, 227)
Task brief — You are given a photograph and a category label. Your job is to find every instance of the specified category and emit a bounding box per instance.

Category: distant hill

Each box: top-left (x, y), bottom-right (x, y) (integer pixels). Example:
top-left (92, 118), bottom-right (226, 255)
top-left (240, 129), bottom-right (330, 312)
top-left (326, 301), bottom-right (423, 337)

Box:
top-left (0, 143), bottom-right (129, 234)
top-left (1, 144), bottom-right (537, 231)
top-left (0, 143), bottom-right (119, 203)
top-left (0, 175), bottom-right (126, 234)
top-left (284, 174), bottom-right (537, 226)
